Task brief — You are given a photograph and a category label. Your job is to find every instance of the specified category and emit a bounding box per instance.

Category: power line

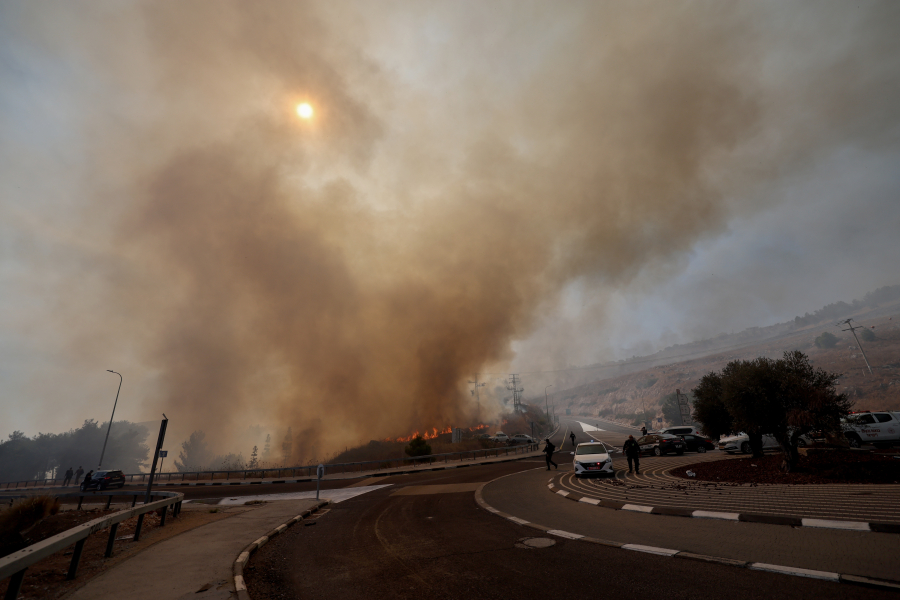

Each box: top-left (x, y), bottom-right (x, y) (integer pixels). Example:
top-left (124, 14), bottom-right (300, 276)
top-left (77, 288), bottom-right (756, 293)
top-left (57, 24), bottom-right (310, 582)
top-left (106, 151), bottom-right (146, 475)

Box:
top-left (838, 318), bottom-right (874, 375)
top-left (506, 374), bottom-right (524, 413)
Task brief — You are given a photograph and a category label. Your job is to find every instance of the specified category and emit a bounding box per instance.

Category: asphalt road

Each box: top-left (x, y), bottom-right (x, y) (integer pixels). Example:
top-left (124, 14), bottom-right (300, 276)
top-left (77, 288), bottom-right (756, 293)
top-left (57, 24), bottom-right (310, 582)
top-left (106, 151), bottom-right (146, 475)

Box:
top-left (242, 423), bottom-right (897, 599)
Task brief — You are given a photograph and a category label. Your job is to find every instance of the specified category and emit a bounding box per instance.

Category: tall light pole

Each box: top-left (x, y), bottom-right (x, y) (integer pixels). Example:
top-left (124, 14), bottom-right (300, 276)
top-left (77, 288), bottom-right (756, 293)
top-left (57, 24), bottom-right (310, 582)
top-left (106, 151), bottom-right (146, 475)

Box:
top-left (544, 385), bottom-right (553, 421)
top-left (99, 370), bottom-right (122, 468)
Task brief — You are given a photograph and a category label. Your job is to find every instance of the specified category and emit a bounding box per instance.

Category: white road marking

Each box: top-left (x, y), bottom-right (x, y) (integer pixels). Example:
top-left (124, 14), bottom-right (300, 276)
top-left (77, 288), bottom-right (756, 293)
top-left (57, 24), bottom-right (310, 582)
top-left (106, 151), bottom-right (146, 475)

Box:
top-left (579, 497), bottom-right (601, 505)
top-left (622, 544), bottom-right (678, 556)
top-left (692, 510), bottom-right (740, 521)
top-left (576, 421), bottom-right (605, 433)
top-left (621, 504), bottom-right (654, 513)
top-left (749, 563), bottom-right (840, 581)
top-left (548, 529), bottom-right (584, 539)
top-left (556, 490), bottom-right (569, 497)
top-left (216, 484), bottom-right (392, 505)
top-left (509, 516), bottom-right (529, 525)
top-left (801, 518), bottom-right (870, 531)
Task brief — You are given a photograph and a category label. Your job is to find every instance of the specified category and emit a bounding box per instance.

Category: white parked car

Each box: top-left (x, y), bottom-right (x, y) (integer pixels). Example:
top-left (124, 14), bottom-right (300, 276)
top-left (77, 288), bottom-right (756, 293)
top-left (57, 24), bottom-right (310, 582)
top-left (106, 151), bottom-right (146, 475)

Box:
top-left (842, 411), bottom-right (900, 448)
top-left (573, 442), bottom-right (614, 477)
top-left (718, 433), bottom-right (779, 454)
top-left (489, 431), bottom-right (510, 443)
top-left (510, 433), bottom-right (537, 444)
top-left (657, 426), bottom-right (705, 437)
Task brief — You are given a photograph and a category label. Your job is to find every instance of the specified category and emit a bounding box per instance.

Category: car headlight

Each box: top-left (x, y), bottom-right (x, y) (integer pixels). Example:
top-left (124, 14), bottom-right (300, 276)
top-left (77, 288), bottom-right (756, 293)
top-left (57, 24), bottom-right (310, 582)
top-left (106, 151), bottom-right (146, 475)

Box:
top-left (605, 457), bottom-right (612, 463)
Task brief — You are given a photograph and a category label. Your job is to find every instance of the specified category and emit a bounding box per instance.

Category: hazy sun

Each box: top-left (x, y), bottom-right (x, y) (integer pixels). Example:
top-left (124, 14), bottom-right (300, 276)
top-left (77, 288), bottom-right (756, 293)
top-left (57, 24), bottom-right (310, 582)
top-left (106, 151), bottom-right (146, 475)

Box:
top-left (296, 103), bottom-right (313, 119)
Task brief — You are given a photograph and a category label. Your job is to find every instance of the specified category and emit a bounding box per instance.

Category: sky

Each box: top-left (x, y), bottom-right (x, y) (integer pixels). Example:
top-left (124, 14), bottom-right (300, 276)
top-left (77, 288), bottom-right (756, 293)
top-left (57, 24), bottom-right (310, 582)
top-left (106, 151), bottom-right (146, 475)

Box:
top-left (1, 1), bottom-right (898, 460)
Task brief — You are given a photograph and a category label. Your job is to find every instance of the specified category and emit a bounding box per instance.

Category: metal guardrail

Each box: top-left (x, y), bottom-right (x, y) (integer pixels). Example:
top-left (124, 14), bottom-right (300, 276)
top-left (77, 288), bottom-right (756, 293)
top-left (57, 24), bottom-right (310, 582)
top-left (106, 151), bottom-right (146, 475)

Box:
top-left (1, 443), bottom-right (542, 489)
top-left (0, 489), bottom-right (184, 600)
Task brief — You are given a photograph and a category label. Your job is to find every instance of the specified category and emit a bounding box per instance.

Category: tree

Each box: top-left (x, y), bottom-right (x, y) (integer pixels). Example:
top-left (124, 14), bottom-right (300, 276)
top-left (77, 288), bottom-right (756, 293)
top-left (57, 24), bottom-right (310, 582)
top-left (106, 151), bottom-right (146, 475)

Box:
top-left (281, 428), bottom-right (293, 466)
top-left (174, 430), bottom-right (213, 472)
top-left (860, 328), bottom-right (876, 342)
top-left (692, 351), bottom-right (851, 471)
top-left (248, 445), bottom-right (259, 469)
top-left (404, 435), bottom-right (432, 458)
top-left (814, 331), bottom-right (838, 348)
top-left (262, 434), bottom-right (271, 462)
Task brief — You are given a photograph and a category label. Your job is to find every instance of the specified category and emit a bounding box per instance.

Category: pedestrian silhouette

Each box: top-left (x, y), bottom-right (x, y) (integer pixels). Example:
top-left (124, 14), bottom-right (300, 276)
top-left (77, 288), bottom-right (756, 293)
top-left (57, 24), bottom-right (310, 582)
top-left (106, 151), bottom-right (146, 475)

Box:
top-left (623, 435), bottom-right (641, 475)
top-left (544, 438), bottom-right (558, 470)
top-left (75, 466), bottom-right (84, 485)
top-left (63, 467), bottom-right (73, 486)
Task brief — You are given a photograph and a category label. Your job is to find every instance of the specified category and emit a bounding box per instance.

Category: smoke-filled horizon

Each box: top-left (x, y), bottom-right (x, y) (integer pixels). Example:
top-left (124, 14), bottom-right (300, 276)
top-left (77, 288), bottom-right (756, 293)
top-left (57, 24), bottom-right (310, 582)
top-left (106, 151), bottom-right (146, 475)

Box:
top-left (2, 1), bottom-right (899, 458)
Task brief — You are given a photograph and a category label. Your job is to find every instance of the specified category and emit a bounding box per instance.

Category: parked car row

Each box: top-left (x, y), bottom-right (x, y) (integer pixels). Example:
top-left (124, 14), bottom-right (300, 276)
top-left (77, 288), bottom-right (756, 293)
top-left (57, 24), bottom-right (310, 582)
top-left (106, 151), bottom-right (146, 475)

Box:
top-left (483, 431), bottom-right (538, 445)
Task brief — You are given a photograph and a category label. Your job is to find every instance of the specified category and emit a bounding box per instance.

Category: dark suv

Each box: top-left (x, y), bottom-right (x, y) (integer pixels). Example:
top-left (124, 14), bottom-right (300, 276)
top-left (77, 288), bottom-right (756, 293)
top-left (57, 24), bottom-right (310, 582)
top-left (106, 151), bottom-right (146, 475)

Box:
top-left (81, 469), bottom-right (126, 491)
top-left (636, 434), bottom-right (684, 456)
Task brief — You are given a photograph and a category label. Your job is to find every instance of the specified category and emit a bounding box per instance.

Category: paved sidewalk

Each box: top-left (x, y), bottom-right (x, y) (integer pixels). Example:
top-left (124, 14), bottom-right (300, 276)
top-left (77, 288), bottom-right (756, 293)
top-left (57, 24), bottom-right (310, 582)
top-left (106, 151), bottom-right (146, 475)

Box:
top-left (67, 499), bottom-right (323, 600)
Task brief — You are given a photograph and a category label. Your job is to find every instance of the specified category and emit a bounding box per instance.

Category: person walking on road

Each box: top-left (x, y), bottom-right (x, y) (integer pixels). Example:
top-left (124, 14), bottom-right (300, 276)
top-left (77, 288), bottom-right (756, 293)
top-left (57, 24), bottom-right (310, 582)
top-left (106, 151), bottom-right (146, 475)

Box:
top-left (80, 470), bottom-right (93, 491)
top-left (641, 425), bottom-right (647, 436)
top-left (544, 438), bottom-right (558, 470)
top-left (623, 435), bottom-right (640, 475)
top-left (74, 466), bottom-right (84, 485)
top-left (63, 467), bottom-right (73, 486)
top-left (569, 431), bottom-right (576, 448)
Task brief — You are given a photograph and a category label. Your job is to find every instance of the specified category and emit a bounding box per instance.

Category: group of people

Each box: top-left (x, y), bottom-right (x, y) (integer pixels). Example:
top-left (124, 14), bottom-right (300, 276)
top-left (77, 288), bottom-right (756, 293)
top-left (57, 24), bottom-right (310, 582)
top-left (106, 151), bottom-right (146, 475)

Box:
top-left (61, 466), bottom-right (86, 486)
top-left (541, 432), bottom-right (643, 475)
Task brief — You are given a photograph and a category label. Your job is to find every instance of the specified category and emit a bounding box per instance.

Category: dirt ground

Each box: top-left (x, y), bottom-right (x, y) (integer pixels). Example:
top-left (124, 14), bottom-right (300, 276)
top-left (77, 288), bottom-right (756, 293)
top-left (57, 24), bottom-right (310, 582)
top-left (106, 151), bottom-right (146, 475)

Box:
top-left (0, 503), bottom-right (247, 600)
top-left (670, 450), bottom-right (900, 484)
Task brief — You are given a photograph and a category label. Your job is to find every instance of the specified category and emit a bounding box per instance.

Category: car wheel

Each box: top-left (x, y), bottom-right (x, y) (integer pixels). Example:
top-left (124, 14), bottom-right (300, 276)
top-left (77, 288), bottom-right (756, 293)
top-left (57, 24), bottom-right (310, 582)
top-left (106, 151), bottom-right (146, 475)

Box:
top-left (653, 447), bottom-right (662, 457)
top-left (797, 438), bottom-right (807, 448)
top-left (847, 434), bottom-right (861, 449)
top-left (697, 446), bottom-right (707, 453)
top-left (740, 442), bottom-right (751, 454)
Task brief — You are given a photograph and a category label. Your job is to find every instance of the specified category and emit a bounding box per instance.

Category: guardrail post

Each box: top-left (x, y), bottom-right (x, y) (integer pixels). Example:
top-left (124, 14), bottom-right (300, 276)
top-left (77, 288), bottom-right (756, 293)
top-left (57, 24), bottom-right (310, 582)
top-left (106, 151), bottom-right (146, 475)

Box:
top-left (66, 539), bottom-right (86, 579)
top-left (105, 523), bottom-right (119, 558)
top-left (4, 568), bottom-right (26, 600)
top-left (131, 495), bottom-right (137, 507)
top-left (77, 496), bottom-right (83, 511)
top-left (133, 513), bottom-right (145, 541)
top-left (105, 495), bottom-right (113, 510)
top-left (160, 505), bottom-right (167, 527)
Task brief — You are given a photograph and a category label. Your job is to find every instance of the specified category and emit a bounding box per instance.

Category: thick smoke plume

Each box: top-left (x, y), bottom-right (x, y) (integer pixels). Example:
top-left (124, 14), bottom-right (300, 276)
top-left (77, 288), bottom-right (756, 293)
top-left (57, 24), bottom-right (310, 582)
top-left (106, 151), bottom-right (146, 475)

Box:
top-left (3, 1), bottom-right (899, 459)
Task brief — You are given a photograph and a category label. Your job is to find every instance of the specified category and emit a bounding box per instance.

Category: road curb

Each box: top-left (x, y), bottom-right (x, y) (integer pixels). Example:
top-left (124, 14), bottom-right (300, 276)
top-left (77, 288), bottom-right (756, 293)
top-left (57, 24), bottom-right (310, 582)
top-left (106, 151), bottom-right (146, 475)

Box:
top-left (474, 480), bottom-right (900, 592)
top-left (232, 500), bottom-right (330, 600)
top-left (546, 477), bottom-right (899, 534)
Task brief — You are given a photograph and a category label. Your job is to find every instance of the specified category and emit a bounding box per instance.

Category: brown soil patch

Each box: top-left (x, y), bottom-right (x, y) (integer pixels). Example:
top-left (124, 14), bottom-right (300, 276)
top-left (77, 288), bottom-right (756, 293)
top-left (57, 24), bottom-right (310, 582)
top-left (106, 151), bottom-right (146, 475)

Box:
top-left (670, 450), bottom-right (900, 485)
top-left (0, 504), bottom-right (246, 600)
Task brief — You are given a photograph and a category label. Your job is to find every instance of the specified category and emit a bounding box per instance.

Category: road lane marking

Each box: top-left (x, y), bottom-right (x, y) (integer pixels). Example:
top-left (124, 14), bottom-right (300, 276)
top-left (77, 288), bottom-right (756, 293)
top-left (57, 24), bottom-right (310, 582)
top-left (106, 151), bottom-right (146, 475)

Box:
top-left (749, 563), bottom-right (840, 581)
top-left (692, 510), bottom-right (740, 521)
top-left (579, 497), bottom-right (601, 505)
top-left (556, 490), bottom-right (569, 497)
top-left (576, 421), bottom-right (605, 433)
top-left (801, 518), bottom-right (870, 531)
top-left (622, 544), bottom-right (678, 556)
top-left (621, 504), bottom-right (653, 513)
top-left (548, 529), bottom-right (584, 539)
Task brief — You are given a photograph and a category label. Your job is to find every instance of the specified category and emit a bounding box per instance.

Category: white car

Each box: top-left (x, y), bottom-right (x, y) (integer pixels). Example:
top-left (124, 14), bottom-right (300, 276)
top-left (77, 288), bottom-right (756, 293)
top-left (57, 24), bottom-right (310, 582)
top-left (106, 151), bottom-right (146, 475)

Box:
top-left (657, 426), bottom-right (705, 437)
top-left (489, 431), bottom-right (510, 443)
top-left (510, 433), bottom-right (537, 444)
top-left (573, 442), bottom-right (614, 477)
top-left (718, 433), bottom-right (779, 454)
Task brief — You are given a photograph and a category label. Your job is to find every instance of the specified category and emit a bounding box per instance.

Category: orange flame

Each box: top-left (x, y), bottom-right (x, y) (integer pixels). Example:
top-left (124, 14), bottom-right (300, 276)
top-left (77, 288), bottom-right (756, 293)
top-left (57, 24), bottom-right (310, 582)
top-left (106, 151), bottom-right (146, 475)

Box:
top-left (386, 424), bottom-right (489, 443)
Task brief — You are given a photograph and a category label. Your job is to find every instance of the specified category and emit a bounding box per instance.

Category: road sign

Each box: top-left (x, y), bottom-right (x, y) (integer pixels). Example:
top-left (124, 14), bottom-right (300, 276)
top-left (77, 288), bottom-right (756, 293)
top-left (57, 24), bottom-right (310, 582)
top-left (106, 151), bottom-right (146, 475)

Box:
top-left (158, 450), bottom-right (168, 457)
top-left (316, 463), bottom-right (325, 500)
top-left (675, 389), bottom-right (693, 426)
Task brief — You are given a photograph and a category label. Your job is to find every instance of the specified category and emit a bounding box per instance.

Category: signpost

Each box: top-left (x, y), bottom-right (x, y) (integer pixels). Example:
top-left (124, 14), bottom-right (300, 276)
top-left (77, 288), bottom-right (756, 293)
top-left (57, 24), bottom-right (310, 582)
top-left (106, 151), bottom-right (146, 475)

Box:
top-left (158, 450), bottom-right (168, 474)
top-left (676, 389), bottom-right (692, 426)
top-left (316, 464), bottom-right (325, 500)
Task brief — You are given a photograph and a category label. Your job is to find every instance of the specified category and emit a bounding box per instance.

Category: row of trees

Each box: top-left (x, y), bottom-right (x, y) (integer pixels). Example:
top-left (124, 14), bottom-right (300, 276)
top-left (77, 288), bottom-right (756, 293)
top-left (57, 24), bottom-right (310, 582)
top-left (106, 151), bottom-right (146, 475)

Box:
top-left (692, 351), bottom-right (852, 472)
top-left (0, 420), bottom-right (149, 481)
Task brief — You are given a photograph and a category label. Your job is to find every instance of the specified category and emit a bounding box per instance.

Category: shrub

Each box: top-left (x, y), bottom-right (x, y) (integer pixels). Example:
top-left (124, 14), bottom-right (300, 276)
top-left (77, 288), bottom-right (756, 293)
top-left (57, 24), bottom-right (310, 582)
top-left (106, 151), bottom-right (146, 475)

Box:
top-left (860, 328), bottom-right (876, 342)
top-left (404, 435), bottom-right (432, 458)
top-left (814, 331), bottom-right (838, 348)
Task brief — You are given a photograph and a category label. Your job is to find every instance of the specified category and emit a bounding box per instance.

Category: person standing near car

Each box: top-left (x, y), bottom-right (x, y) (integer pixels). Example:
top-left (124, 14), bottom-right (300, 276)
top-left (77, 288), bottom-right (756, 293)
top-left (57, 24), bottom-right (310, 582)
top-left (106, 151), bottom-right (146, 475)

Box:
top-left (623, 435), bottom-right (640, 475)
top-left (544, 438), bottom-right (558, 470)
top-left (74, 466), bottom-right (84, 485)
top-left (641, 425), bottom-right (647, 436)
top-left (81, 470), bottom-right (94, 490)
top-left (63, 467), bottom-right (73, 486)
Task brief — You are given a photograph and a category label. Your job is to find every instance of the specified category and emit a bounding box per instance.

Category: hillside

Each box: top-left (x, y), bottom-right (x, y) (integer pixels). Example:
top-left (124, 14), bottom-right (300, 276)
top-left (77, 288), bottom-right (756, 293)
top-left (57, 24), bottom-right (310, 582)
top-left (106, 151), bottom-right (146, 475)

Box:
top-left (552, 299), bottom-right (900, 426)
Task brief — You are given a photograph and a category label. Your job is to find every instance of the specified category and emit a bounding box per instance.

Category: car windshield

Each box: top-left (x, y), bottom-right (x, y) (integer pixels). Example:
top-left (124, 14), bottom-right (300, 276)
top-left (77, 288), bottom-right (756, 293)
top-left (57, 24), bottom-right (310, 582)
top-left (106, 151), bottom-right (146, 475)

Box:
top-left (576, 444), bottom-right (608, 455)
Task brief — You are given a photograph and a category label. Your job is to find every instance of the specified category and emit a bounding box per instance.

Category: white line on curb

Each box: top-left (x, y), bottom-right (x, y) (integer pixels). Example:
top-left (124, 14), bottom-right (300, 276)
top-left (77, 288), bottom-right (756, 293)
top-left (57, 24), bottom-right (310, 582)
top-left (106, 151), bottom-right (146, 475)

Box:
top-left (693, 510), bottom-right (740, 521)
top-left (556, 490), bottom-right (569, 497)
top-left (801, 518), bottom-right (870, 532)
top-left (508, 516), bottom-right (529, 525)
top-left (622, 504), bottom-right (653, 513)
top-left (622, 544), bottom-right (679, 556)
top-left (253, 536), bottom-right (268, 549)
top-left (548, 529), bottom-right (584, 540)
top-left (579, 497), bottom-right (601, 505)
top-left (234, 575), bottom-right (247, 592)
top-left (749, 563), bottom-right (840, 581)
top-left (235, 551), bottom-right (249, 566)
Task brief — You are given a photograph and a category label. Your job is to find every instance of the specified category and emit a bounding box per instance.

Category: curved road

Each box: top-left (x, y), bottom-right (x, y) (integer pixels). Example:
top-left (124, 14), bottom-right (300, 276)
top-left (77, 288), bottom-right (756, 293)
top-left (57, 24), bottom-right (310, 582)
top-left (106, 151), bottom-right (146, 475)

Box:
top-left (241, 418), bottom-right (898, 599)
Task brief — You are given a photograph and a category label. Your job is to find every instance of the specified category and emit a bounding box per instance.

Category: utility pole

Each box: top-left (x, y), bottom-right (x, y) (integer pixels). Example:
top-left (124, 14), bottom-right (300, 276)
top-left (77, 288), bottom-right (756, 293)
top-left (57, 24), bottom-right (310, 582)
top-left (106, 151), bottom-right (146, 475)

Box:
top-left (507, 374), bottom-right (524, 413)
top-left (839, 319), bottom-right (874, 375)
top-left (544, 385), bottom-right (553, 420)
top-left (468, 376), bottom-right (486, 410)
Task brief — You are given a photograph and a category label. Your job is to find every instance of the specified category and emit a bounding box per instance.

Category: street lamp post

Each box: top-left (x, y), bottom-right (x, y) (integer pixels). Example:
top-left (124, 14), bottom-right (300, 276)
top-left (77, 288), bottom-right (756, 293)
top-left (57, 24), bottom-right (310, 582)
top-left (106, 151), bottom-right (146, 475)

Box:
top-left (544, 385), bottom-right (553, 422)
top-left (99, 370), bottom-right (122, 468)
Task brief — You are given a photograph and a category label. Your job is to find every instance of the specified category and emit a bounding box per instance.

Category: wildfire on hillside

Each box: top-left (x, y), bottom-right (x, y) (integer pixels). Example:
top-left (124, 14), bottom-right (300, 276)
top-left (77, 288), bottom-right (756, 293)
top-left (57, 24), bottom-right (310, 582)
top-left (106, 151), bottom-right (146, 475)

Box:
top-left (387, 424), bottom-right (490, 443)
